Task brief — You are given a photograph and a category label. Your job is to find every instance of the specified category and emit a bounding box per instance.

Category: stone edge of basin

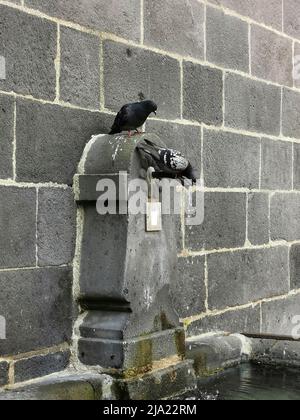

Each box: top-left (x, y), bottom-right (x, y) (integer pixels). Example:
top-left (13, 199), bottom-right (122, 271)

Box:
top-left (186, 333), bottom-right (300, 379)
top-left (2, 334), bottom-right (300, 399)
top-left (0, 361), bottom-right (197, 400)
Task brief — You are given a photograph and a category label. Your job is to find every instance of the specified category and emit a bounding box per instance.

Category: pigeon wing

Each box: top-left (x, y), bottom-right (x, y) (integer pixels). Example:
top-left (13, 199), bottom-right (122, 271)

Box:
top-left (169, 152), bottom-right (189, 171)
top-left (136, 140), bottom-right (161, 161)
top-left (109, 105), bottom-right (130, 134)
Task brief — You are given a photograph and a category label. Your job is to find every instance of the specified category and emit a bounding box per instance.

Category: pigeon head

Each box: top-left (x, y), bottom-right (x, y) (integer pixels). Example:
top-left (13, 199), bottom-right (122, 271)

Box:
top-left (142, 100), bottom-right (157, 115)
top-left (183, 163), bottom-right (198, 185)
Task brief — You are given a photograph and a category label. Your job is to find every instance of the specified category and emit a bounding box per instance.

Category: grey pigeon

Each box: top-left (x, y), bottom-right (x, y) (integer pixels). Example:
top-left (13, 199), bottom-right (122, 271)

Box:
top-left (137, 139), bottom-right (198, 185)
top-left (109, 100), bottom-right (157, 136)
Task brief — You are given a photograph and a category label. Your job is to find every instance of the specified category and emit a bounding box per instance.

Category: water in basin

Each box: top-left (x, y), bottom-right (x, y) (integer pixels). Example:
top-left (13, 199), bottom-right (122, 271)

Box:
top-left (186, 363), bottom-right (300, 400)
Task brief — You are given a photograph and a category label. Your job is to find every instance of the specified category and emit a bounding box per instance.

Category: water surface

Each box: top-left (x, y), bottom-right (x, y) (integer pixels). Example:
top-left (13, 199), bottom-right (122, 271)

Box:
top-left (189, 364), bottom-right (300, 400)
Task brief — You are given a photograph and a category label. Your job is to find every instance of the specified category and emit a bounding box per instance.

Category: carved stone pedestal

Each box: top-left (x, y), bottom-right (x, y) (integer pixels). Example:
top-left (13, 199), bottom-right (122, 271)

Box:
top-left (74, 133), bottom-right (196, 398)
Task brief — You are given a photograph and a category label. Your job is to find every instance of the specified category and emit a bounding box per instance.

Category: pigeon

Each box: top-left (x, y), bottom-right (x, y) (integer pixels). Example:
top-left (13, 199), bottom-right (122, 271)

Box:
top-left (136, 139), bottom-right (198, 185)
top-left (109, 100), bottom-right (157, 136)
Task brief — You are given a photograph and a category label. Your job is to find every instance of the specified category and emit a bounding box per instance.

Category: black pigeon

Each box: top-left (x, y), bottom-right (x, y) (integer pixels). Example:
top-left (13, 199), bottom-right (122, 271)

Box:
top-left (137, 139), bottom-right (198, 184)
top-left (109, 100), bottom-right (157, 136)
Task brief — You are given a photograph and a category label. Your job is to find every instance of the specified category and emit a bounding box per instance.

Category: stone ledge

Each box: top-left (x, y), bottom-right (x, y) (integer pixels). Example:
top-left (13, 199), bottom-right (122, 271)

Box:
top-left (187, 333), bottom-right (300, 379)
top-left (0, 372), bottom-right (112, 401)
top-left (0, 361), bottom-right (196, 400)
top-left (186, 334), bottom-right (251, 377)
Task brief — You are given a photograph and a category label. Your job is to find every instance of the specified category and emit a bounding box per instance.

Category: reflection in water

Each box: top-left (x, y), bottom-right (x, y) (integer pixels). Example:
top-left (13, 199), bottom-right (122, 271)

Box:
top-left (188, 364), bottom-right (300, 400)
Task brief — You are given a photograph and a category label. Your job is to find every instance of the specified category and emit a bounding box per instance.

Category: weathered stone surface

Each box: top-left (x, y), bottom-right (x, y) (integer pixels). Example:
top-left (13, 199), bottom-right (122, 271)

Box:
top-left (37, 188), bottom-right (76, 266)
top-left (186, 306), bottom-right (261, 337)
top-left (294, 43), bottom-right (300, 89)
top-left (26, 0), bottom-right (141, 42)
top-left (16, 99), bottom-right (111, 184)
top-left (251, 339), bottom-right (300, 367)
top-left (14, 351), bottom-right (70, 383)
top-left (261, 294), bottom-right (300, 336)
top-left (282, 88), bottom-right (300, 139)
top-left (293, 144), bottom-right (300, 190)
top-left (116, 360), bottom-right (196, 400)
top-left (283, 0), bottom-right (300, 39)
top-left (144, 0), bottom-right (204, 58)
top-left (208, 247), bottom-right (289, 310)
top-left (206, 7), bottom-right (249, 71)
top-left (0, 5), bottom-right (56, 100)
top-left (251, 26), bottom-right (293, 86)
top-left (60, 27), bottom-right (100, 109)
top-left (261, 139), bottom-right (293, 190)
top-left (0, 187), bottom-right (36, 269)
top-left (0, 94), bottom-right (14, 179)
top-left (173, 256), bottom-right (206, 319)
top-left (186, 334), bottom-right (248, 376)
top-left (0, 267), bottom-right (73, 356)
top-left (248, 193), bottom-right (269, 246)
top-left (225, 73), bottom-right (281, 135)
top-left (0, 362), bottom-right (9, 387)
top-left (146, 120), bottom-right (201, 170)
top-left (183, 62), bottom-right (223, 125)
top-left (209, 0), bottom-right (283, 30)
top-left (203, 130), bottom-right (260, 189)
top-left (0, 373), bottom-right (107, 400)
top-left (103, 41), bottom-right (180, 119)
top-left (185, 192), bottom-right (246, 251)
top-left (271, 193), bottom-right (300, 242)
top-left (291, 245), bottom-right (300, 291)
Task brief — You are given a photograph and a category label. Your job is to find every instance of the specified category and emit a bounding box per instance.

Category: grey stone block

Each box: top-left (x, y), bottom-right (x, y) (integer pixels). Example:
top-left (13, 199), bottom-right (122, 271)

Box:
top-left (248, 193), bottom-right (269, 246)
top-left (0, 187), bottom-right (36, 269)
top-left (186, 334), bottom-right (247, 376)
top-left (172, 256), bottom-right (206, 319)
top-left (282, 88), bottom-right (300, 139)
top-left (103, 41), bottom-right (180, 119)
top-left (251, 339), bottom-right (300, 367)
top-left (25, 0), bottom-right (141, 42)
top-left (116, 360), bottom-right (196, 400)
top-left (251, 26), bottom-right (293, 86)
top-left (146, 120), bottom-right (201, 170)
top-left (209, 0), bottom-right (282, 30)
top-left (16, 99), bottom-right (111, 184)
top-left (0, 362), bottom-right (9, 387)
top-left (225, 73), bottom-right (281, 135)
top-left (283, 0), bottom-right (300, 39)
top-left (185, 192), bottom-right (246, 251)
top-left (261, 139), bottom-right (293, 190)
top-left (186, 306), bottom-right (261, 337)
top-left (261, 294), bottom-right (300, 336)
top-left (293, 144), bottom-right (300, 190)
top-left (208, 247), bottom-right (289, 310)
top-left (0, 94), bottom-right (14, 179)
top-left (144, 0), bottom-right (204, 58)
top-left (0, 372), bottom-right (107, 400)
top-left (271, 193), bottom-right (300, 242)
top-left (290, 245), bottom-right (300, 290)
top-left (14, 351), bottom-right (70, 383)
top-left (0, 5), bottom-right (56, 100)
top-left (37, 188), bottom-right (76, 267)
top-left (60, 27), bottom-right (100, 109)
top-left (203, 129), bottom-right (260, 189)
top-left (206, 7), bottom-right (249, 72)
top-left (0, 267), bottom-right (73, 356)
top-left (183, 62), bottom-right (223, 125)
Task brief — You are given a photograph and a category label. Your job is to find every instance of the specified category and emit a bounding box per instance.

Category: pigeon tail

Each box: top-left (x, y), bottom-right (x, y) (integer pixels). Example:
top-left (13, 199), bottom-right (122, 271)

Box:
top-left (109, 125), bottom-right (121, 135)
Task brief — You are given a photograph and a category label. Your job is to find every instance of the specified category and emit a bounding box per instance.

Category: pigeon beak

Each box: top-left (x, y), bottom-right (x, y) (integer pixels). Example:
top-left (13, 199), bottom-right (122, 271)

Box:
top-left (154, 111), bottom-right (157, 116)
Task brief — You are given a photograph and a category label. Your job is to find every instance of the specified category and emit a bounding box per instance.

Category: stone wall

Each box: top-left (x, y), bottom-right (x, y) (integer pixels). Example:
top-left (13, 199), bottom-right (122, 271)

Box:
top-left (1, 0), bottom-right (300, 387)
